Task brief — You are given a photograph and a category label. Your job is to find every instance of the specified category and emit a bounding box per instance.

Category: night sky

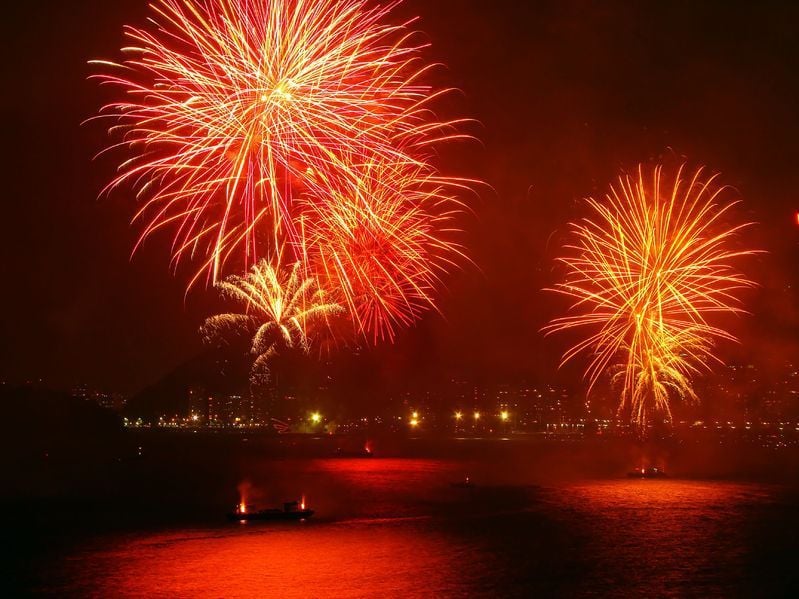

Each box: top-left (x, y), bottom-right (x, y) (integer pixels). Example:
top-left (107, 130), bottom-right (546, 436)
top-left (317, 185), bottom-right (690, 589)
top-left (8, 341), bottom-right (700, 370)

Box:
top-left (3, 0), bottom-right (799, 394)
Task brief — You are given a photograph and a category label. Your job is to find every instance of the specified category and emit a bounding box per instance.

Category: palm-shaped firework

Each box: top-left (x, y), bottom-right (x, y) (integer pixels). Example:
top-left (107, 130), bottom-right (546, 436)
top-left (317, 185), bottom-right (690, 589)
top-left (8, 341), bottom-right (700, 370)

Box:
top-left (202, 258), bottom-right (341, 384)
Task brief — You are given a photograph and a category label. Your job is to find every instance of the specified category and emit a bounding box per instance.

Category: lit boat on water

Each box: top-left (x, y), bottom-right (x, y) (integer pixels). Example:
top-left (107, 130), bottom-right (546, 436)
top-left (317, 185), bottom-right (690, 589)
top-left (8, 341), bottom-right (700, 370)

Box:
top-left (228, 499), bottom-right (314, 522)
top-left (627, 466), bottom-right (668, 479)
top-left (450, 476), bottom-right (476, 489)
top-left (333, 441), bottom-right (374, 458)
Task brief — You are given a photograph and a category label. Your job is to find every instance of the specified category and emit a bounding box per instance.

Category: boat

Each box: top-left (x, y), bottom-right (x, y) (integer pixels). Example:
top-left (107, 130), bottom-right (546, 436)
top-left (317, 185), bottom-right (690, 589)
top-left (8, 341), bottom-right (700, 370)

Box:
top-left (228, 500), bottom-right (314, 522)
top-left (333, 442), bottom-right (374, 458)
top-left (627, 466), bottom-right (668, 479)
top-left (450, 476), bottom-right (475, 489)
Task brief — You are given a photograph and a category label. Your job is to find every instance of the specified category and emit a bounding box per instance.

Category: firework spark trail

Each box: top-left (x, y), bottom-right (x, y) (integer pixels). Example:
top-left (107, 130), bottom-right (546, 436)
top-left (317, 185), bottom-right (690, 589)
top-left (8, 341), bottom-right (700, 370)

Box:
top-left (202, 257), bottom-right (341, 383)
top-left (544, 164), bottom-right (757, 426)
top-left (91, 0), bottom-right (472, 287)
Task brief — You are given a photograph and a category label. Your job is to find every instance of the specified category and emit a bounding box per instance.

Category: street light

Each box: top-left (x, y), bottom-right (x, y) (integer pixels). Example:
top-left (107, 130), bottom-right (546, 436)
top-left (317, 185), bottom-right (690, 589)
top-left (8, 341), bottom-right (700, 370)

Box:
top-left (311, 412), bottom-right (321, 424)
top-left (500, 410), bottom-right (509, 422)
top-left (454, 411), bottom-right (463, 421)
top-left (473, 411), bottom-right (481, 421)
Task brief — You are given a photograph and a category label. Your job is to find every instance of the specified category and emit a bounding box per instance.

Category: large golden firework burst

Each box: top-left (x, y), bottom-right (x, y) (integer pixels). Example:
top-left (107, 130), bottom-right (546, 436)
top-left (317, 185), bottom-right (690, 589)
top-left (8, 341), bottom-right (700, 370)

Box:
top-left (92, 0), bottom-right (472, 287)
top-left (545, 164), bottom-right (758, 426)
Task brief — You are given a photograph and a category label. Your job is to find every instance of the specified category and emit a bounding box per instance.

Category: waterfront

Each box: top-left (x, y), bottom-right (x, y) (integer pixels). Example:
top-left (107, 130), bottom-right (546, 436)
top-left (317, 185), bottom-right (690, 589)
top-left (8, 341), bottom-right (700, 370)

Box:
top-left (10, 437), bottom-right (799, 597)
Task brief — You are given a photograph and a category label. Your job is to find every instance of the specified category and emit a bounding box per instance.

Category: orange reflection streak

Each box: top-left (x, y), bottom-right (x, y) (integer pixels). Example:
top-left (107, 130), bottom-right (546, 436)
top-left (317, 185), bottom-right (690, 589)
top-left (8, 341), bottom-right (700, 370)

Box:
top-left (73, 524), bottom-right (478, 597)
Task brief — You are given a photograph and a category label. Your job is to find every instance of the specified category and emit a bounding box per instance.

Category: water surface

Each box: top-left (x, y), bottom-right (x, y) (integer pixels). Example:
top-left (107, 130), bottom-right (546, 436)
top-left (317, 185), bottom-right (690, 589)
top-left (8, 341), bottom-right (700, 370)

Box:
top-left (26, 449), bottom-right (799, 597)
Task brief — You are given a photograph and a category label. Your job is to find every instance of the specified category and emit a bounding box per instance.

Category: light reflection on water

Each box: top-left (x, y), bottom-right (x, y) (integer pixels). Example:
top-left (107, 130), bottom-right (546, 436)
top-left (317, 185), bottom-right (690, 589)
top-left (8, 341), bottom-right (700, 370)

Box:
top-left (41, 460), bottom-right (795, 597)
top-left (547, 480), bottom-right (777, 597)
top-left (62, 522), bottom-right (492, 598)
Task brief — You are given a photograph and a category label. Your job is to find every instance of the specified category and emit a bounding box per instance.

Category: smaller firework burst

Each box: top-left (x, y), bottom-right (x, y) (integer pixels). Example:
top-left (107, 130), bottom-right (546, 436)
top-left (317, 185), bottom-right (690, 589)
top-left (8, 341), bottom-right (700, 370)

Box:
top-left (299, 159), bottom-right (469, 343)
top-left (202, 257), bottom-right (341, 384)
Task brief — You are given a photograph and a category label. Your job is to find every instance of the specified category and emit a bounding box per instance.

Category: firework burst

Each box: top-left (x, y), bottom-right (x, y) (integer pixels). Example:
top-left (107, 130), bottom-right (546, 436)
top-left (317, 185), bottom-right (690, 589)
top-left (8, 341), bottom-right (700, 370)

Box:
top-left (92, 0), bottom-right (470, 286)
top-left (202, 257), bottom-right (341, 383)
top-left (545, 164), bottom-right (757, 426)
top-left (299, 158), bottom-right (469, 343)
